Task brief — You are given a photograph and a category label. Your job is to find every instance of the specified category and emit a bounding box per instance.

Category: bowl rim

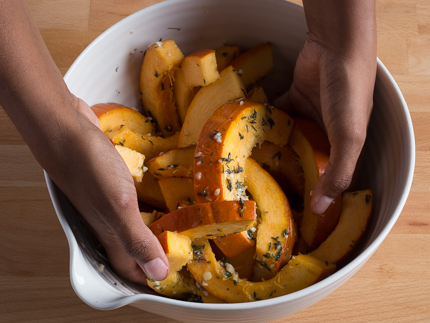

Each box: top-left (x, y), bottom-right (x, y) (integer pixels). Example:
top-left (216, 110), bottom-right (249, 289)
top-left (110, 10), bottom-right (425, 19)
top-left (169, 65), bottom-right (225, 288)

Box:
top-left (49, 0), bottom-right (416, 312)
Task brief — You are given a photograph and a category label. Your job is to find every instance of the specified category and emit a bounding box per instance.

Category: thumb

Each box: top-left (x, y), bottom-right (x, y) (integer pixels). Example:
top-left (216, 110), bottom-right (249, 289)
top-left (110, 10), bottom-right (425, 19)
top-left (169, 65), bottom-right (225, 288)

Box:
top-left (101, 210), bottom-right (170, 283)
top-left (310, 123), bottom-right (366, 215)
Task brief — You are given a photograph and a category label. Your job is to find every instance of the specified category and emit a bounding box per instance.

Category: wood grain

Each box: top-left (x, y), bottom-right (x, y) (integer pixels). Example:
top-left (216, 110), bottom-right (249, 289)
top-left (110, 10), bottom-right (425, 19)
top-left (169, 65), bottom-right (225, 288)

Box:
top-left (1, 0), bottom-right (429, 322)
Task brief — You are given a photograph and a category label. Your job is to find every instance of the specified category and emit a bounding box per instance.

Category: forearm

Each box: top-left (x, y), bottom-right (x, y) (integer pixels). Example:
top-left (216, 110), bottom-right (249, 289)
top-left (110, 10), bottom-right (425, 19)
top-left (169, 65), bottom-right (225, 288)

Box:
top-left (0, 1), bottom-right (79, 152)
top-left (302, 0), bottom-right (376, 58)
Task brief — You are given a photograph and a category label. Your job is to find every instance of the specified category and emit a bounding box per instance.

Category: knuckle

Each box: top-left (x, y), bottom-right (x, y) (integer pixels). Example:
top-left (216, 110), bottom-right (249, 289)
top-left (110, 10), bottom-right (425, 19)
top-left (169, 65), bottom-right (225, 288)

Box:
top-left (331, 173), bottom-right (352, 193)
top-left (123, 238), bottom-right (151, 260)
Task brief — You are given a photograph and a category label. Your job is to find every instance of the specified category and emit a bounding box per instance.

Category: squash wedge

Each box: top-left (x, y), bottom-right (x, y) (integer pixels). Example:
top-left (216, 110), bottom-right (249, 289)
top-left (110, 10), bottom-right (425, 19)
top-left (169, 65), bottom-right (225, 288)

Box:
top-left (230, 43), bottom-right (273, 90)
top-left (114, 145), bottom-right (145, 183)
top-left (174, 49), bottom-right (220, 123)
top-left (178, 66), bottom-right (246, 147)
top-left (215, 45), bottom-right (241, 71)
top-left (107, 127), bottom-right (179, 161)
top-left (247, 86), bottom-right (269, 104)
top-left (146, 146), bottom-right (195, 179)
top-left (92, 103), bottom-right (155, 135)
top-left (251, 141), bottom-right (304, 197)
top-left (140, 39), bottom-right (183, 136)
top-left (213, 231), bottom-right (254, 258)
top-left (245, 157), bottom-right (295, 281)
top-left (157, 231), bottom-right (193, 272)
top-left (187, 239), bottom-right (336, 303)
top-left (135, 173), bottom-right (167, 210)
top-left (310, 190), bottom-right (372, 264)
top-left (193, 99), bottom-right (293, 203)
top-left (149, 200), bottom-right (256, 240)
top-left (158, 177), bottom-right (196, 212)
top-left (288, 117), bottom-right (342, 248)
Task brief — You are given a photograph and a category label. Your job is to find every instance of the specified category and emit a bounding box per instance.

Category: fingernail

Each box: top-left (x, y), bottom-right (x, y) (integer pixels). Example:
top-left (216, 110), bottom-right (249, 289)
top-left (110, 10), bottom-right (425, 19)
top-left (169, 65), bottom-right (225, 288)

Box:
top-left (141, 258), bottom-right (169, 281)
top-left (312, 195), bottom-right (334, 215)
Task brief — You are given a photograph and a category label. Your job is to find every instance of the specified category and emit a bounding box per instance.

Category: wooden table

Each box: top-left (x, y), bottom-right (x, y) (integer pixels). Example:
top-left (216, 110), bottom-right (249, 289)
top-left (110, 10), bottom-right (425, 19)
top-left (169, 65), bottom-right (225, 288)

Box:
top-left (1, 1), bottom-right (429, 322)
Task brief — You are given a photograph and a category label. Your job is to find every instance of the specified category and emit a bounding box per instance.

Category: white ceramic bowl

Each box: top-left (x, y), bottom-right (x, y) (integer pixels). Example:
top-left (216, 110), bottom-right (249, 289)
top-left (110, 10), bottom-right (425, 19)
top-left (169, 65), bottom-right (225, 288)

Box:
top-left (45, 0), bottom-right (415, 322)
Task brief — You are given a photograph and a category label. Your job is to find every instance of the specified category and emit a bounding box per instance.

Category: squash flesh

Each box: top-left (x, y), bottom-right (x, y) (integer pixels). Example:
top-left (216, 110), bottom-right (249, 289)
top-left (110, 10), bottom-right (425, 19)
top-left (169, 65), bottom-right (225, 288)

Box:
top-left (146, 146), bottom-right (195, 179)
top-left (158, 177), bottom-right (196, 212)
top-left (174, 49), bottom-right (220, 123)
top-left (310, 190), bottom-right (372, 264)
top-left (149, 200), bottom-right (257, 240)
top-left (178, 66), bottom-right (246, 147)
top-left (193, 99), bottom-right (293, 203)
top-left (107, 127), bottom-right (179, 161)
top-left (187, 239), bottom-right (336, 303)
top-left (288, 117), bottom-right (342, 248)
top-left (140, 39), bottom-right (183, 136)
top-left (245, 157), bottom-right (295, 281)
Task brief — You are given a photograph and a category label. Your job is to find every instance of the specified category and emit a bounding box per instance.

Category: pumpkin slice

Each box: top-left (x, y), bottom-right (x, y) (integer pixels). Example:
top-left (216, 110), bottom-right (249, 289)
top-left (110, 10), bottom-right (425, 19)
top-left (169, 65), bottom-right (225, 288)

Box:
top-left (147, 267), bottom-right (197, 299)
top-left (107, 127), bottom-right (179, 161)
top-left (215, 45), bottom-right (241, 71)
top-left (226, 246), bottom-right (256, 281)
top-left (135, 172), bottom-right (166, 210)
top-left (187, 239), bottom-right (336, 303)
top-left (149, 200), bottom-right (256, 240)
top-left (140, 39), bottom-right (183, 136)
top-left (310, 190), bottom-right (373, 264)
top-left (244, 157), bottom-right (296, 281)
top-left (251, 141), bottom-right (304, 197)
top-left (157, 231), bottom-right (193, 272)
top-left (213, 231), bottom-right (255, 258)
top-left (288, 117), bottom-right (342, 248)
top-left (247, 86), bottom-right (269, 104)
top-left (158, 177), bottom-right (196, 212)
top-left (146, 146), bottom-right (195, 179)
top-left (140, 210), bottom-right (164, 227)
top-left (230, 43), bottom-right (273, 89)
top-left (91, 103), bottom-right (155, 135)
top-left (178, 66), bottom-right (246, 147)
top-left (114, 145), bottom-right (145, 182)
top-left (174, 49), bottom-right (220, 123)
top-left (193, 98), bottom-right (293, 203)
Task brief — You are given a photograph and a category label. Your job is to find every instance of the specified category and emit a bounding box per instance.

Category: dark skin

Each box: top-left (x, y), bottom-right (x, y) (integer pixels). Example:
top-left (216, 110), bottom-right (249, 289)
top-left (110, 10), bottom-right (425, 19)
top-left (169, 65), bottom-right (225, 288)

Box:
top-left (0, 0), bottom-right (376, 284)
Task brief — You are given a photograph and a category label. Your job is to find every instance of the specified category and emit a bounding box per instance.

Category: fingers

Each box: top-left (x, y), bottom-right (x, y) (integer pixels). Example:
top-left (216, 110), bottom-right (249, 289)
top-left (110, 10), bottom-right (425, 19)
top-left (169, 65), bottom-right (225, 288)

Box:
top-left (102, 220), bottom-right (169, 284)
top-left (310, 120), bottom-right (367, 215)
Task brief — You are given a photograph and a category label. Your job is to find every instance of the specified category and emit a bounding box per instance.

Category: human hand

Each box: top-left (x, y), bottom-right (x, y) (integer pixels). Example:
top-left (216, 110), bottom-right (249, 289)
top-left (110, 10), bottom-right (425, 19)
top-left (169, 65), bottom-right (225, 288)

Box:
top-left (275, 0), bottom-right (377, 215)
top-left (51, 97), bottom-right (170, 284)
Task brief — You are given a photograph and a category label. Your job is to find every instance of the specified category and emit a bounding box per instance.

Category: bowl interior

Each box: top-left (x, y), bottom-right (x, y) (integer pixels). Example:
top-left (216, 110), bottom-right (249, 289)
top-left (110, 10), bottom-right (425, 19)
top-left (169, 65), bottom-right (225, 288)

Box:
top-left (49, 0), bottom-right (414, 322)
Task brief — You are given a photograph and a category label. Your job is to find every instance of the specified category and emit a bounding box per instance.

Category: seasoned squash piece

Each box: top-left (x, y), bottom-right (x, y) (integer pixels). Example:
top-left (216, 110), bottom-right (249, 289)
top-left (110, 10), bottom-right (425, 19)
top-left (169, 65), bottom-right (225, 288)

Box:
top-left (187, 239), bottom-right (336, 303)
top-left (310, 190), bottom-right (372, 264)
top-left (158, 177), bottom-right (196, 212)
top-left (251, 141), bottom-right (304, 197)
top-left (140, 39), bottom-right (183, 136)
top-left (140, 210), bottom-right (164, 227)
top-left (146, 146), bottom-right (195, 179)
top-left (193, 99), bottom-right (293, 203)
top-left (92, 103), bottom-right (155, 135)
top-left (230, 43), bottom-right (273, 89)
top-left (135, 173), bottom-right (166, 210)
top-left (107, 127), bottom-right (179, 161)
top-left (149, 200), bottom-right (256, 240)
top-left (245, 158), bottom-right (295, 281)
top-left (178, 66), bottom-right (246, 147)
top-left (213, 231), bottom-right (254, 258)
top-left (247, 86), bottom-right (269, 104)
top-left (215, 45), bottom-right (241, 71)
top-left (114, 145), bottom-right (145, 182)
top-left (147, 268), bottom-right (197, 299)
top-left (226, 246), bottom-right (256, 281)
top-left (174, 49), bottom-right (220, 123)
top-left (157, 231), bottom-right (193, 272)
top-left (288, 117), bottom-right (342, 248)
